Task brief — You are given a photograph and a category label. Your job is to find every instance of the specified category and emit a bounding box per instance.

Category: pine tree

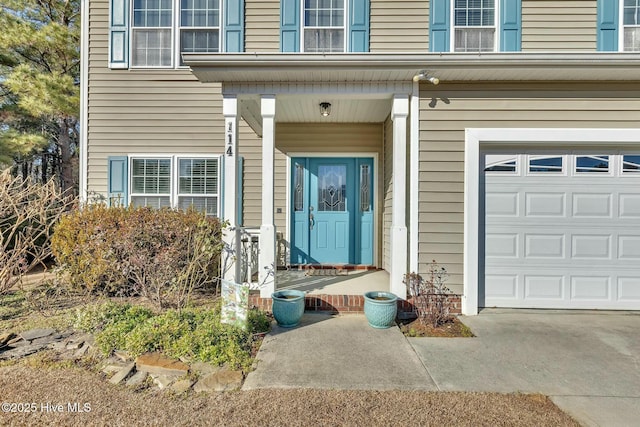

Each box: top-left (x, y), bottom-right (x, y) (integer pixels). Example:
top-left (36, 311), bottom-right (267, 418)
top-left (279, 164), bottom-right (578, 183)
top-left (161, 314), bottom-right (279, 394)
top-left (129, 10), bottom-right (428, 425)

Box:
top-left (0, 0), bottom-right (80, 192)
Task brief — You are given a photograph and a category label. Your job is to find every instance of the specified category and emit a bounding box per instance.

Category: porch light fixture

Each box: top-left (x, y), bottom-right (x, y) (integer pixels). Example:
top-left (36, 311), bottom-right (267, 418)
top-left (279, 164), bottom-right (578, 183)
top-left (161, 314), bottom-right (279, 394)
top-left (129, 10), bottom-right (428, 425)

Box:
top-left (413, 71), bottom-right (439, 85)
top-left (319, 102), bottom-right (332, 117)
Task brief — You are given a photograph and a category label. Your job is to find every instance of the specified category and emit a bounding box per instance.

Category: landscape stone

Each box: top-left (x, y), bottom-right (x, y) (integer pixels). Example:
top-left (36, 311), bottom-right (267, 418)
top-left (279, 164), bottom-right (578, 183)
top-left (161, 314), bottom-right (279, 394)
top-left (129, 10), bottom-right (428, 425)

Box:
top-left (169, 379), bottom-right (194, 393)
top-left (125, 370), bottom-right (148, 387)
top-left (74, 343), bottom-right (89, 358)
top-left (0, 332), bottom-right (16, 346)
top-left (114, 350), bottom-right (131, 362)
top-left (48, 341), bottom-right (68, 351)
top-left (135, 352), bottom-right (189, 376)
top-left (0, 343), bottom-right (46, 360)
top-left (7, 337), bottom-right (26, 347)
top-left (20, 328), bottom-right (55, 341)
top-left (153, 374), bottom-right (179, 390)
top-left (193, 370), bottom-right (243, 392)
top-left (191, 361), bottom-right (222, 376)
top-left (108, 362), bottom-right (135, 385)
top-left (31, 334), bottom-right (63, 346)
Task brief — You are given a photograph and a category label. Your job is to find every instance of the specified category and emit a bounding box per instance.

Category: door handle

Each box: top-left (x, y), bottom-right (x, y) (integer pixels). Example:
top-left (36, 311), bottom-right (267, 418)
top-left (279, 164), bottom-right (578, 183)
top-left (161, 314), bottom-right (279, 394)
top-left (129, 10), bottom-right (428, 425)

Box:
top-left (309, 206), bottom-right (314, 230)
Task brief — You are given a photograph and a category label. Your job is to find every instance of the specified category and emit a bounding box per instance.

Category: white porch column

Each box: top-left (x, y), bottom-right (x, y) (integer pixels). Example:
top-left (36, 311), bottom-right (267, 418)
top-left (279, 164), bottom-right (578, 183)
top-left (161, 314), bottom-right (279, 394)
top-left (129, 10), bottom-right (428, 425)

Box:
top-left (259, 95), bottom-right (276, 297)
top-left (390, 95), bottom-right (409, 299)
top-left (222, 95), bottom-right (241, 282)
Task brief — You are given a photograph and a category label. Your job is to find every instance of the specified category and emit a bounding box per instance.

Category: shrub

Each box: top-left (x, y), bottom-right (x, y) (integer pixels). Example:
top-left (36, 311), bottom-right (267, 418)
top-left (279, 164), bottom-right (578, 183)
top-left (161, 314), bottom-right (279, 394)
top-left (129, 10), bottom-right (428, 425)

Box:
top-left (404, 260), bottom-right (453, 328)
top-left (75, 301), bottom-right (271, 371)
top-left (52, 205), bottom-right (224, 309)
top-left (0, 169), bottom-right (75, 293)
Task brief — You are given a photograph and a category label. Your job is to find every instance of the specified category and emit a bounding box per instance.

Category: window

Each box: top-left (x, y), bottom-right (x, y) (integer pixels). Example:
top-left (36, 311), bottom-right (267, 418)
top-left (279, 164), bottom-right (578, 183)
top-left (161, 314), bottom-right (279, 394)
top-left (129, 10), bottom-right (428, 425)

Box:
top-left (484, 155), bottom-right (517, 173)
top-left (303, 0), bottom-right (345, 52)
top-left (622, 155), bottom-right (640, 173)
top-left (132, 0), bottom-right (173, 66)
top-left (529, 156), bottom-right (563, 173)
top-left (131, 158), bottom-right (172, 208)
top-left (575, 155), bottom-right (610, 173)
top-left (130, 156), bottom-right (220, 216)
top-left (178, 158), bottom-right (219, 216)
top-left (454, 0), bottom-right (495, 52)
top-left (180, 0), bottom-right (220, 64)
top-left (624, 0), bottom-right (640, 51)
top-left (131, 0), bottom-right (222, 67)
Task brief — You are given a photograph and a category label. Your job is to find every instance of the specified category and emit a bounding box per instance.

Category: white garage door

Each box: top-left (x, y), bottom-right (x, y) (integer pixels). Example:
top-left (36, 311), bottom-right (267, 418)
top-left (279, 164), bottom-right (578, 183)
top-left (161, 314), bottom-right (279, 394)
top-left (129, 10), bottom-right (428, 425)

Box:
top-left (483, 153), bottom-right (640, 309)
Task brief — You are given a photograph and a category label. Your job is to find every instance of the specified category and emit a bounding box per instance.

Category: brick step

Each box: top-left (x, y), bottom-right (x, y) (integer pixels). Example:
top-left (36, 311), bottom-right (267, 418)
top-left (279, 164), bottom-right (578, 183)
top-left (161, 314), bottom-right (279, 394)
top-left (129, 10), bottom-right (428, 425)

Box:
top-left (249, 293), bottom-right (461, 315)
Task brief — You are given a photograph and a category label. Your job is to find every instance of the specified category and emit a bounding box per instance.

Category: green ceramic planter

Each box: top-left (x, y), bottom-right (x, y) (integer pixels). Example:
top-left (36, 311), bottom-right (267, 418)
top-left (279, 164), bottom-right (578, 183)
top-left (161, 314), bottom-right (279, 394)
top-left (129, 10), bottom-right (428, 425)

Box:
top-left (271, 290), bottom-right (306, 328)
top-left (363, 291), bottom-right (398, 329)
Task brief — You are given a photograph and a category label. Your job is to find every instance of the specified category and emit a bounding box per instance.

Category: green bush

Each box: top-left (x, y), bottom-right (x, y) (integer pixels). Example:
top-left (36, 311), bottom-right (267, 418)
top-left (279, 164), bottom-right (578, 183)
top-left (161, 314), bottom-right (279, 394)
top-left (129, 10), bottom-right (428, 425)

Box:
top-left (52, 205), bottom-right (224, 308)
top-left (75, 301), bottom-right (271, 371)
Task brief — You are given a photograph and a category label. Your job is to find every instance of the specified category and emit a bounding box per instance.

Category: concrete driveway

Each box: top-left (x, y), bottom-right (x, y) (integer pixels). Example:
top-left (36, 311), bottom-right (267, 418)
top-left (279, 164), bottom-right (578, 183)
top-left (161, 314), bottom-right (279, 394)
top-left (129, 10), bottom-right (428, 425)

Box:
top-left (409, 309), bottom-right (640, 427)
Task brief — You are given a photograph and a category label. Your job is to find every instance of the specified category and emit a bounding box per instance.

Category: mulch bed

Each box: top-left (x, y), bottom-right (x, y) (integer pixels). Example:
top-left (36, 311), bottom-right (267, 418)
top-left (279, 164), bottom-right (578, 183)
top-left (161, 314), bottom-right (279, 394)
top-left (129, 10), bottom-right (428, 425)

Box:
top-left (398, 316), bottom-right (475, 338)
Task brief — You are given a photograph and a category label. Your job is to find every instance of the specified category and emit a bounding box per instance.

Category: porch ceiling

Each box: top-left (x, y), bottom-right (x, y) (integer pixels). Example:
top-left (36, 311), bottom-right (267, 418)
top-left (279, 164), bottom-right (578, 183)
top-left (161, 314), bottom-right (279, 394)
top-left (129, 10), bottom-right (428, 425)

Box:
top-left (183, 52), bottom-right (640, 84)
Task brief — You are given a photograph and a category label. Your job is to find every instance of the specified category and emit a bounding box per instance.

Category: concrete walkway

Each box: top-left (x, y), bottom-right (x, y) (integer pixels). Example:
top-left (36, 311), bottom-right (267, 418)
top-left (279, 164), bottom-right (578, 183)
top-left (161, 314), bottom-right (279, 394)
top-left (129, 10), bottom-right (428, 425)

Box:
top-left (243, 313), bottom-right (436, 390)
top-left (244, 309), bottom-right (640, 426)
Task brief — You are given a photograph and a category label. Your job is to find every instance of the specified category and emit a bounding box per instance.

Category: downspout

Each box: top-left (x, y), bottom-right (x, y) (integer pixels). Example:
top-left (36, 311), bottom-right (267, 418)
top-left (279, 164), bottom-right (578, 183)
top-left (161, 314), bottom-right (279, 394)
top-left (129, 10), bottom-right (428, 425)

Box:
top-left (409, 81), bottom-right (420, 273)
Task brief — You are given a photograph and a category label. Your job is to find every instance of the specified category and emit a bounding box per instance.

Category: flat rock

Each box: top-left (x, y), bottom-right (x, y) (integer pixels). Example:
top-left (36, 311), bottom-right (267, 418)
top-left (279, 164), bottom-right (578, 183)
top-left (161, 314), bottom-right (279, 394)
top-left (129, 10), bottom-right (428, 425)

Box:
top-left (109, 362), bottom-right (135, 385)
top-left (74, 343), bottom-right (89, 358)
top-left (114, 350), bottom-right (131, 362)
top-left (0, 343), bottom-right (46, 360)
top-left (191, 361), bottom-right (223, 376)
top-left (32, 334), bottom-right (63, 346)
top-left (153, 374), bottom-right (179, 390)
top-left (7, 337), bottom-right (26, 347)
top-left (193, 370), bottom-right (243, 393)
top-left (125, 370), bottom-right (148, 387)
top-left (0, 332), bottom-right (16, 346)
top-left (20, 328), bottom-right (56, 342)
top-left (169, 379), bottom-right (194, 393)
top-left (136, 352), bottom-right (189, 377)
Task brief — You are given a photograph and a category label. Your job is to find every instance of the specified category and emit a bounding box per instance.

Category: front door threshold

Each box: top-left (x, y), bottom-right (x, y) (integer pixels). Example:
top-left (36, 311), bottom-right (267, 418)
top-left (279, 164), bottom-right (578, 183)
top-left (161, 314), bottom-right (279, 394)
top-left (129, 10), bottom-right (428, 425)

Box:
top-left (284, 264), bottom-right (378, 271)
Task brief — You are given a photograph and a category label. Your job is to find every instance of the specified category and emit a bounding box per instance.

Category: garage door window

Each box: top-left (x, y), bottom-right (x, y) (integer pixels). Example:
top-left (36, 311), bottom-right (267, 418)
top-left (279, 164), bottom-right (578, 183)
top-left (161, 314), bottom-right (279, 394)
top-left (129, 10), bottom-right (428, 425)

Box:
top-left (575, 155), bottom-right (609, 173)
top-left (622, 155), bottom-right (640, 173)
top-left (529, 156), bottom-right (563, 173)
top-left (484, 155), bottom-right (517, 173)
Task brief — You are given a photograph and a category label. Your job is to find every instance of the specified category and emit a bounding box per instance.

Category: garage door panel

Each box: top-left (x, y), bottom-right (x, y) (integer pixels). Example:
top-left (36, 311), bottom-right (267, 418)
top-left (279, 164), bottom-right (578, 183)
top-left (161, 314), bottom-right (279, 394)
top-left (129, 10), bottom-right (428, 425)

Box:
top-left (483, 153), bottom-right (640, 310)
top-left (572, 193), bottom-right (612, 217)
top-left (525, 234), bottom-right (565, 258)
top-left (525, 193), bottom-right (566, 217)
top-left (619, 194), bottom-right (640, 218)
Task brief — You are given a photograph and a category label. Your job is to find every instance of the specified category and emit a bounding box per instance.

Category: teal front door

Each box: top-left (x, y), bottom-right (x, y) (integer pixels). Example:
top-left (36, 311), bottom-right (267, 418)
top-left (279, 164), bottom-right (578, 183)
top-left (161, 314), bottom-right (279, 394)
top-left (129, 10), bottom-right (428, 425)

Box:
top-left (291, 157), bottom-right (374, 265)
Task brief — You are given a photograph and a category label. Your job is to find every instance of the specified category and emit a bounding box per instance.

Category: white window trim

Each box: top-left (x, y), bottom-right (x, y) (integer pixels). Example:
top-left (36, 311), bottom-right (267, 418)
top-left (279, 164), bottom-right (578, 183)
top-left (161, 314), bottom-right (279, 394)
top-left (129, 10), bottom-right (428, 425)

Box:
top-left (130, 0), bottom-right (224, 69)
top-left (128, 154), bottom-right (222, 216)
top-left (450, 0), bottom-right (499, 53)
top-left (300, 0), bottom-right (348, 53)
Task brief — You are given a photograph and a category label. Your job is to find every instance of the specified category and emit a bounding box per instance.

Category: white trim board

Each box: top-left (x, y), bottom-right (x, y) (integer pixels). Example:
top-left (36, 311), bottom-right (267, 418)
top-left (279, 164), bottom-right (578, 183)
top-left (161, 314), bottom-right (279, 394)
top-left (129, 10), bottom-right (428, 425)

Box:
top-left (463, 128), bottom-right (640, 315)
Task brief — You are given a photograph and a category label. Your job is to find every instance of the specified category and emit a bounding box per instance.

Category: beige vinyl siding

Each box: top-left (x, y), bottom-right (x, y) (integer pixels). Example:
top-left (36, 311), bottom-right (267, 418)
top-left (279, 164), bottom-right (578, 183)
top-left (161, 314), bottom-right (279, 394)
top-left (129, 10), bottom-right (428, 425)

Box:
top-left (88, 0), bottom-right (223, 196)
top-left (419, 82), bottom-right (640, 295)
top-left (370, 0), bottom-right (429, 52)
top-left (275, 123), bottom-right (384, 266)
top-left (382, 116), bottom-right (393, 271)
top-left (245, 0), bottom-right (280, 52)
top-left (522, 0), bottom-right (597, 51)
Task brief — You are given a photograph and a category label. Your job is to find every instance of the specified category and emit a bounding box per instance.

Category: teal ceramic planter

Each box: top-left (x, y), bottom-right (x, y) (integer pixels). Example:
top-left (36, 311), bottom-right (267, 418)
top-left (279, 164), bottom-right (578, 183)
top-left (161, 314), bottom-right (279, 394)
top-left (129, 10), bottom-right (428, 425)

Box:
top-left (363, 291), bottom-right (398, 329)
top-left (271, 290), bottom-right (306, 328)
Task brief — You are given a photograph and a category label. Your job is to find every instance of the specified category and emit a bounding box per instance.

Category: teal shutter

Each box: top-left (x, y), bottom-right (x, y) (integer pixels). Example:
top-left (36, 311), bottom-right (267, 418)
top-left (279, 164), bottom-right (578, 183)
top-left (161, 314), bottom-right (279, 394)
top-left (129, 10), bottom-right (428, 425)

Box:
top-left (500, 0), bottom-right (521, 51)
top-left (597, 0), bottom-right (619, 51)
top-left (224, 0), bottom-right (244, 52)
top-left (107, 156), bottom-right (128, 207)
top-left (281, 0), bottom-right (300, 52)
top-left (109, 0), bottom-right (129, 68)
top-left (430, 0), bottom-right (450, 52)
top-left (349, 0), bottom-right (370, 52)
